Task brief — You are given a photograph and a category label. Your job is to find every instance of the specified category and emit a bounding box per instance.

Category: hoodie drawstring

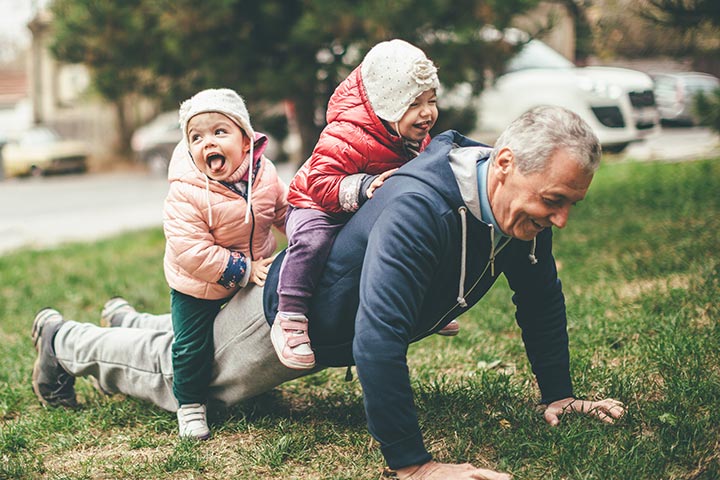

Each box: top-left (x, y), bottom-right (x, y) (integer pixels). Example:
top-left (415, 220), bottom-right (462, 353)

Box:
top-left (489, 224), bottom-right (497, 277)
top-left (456, 206), bottom-right (468, 308)
top-left (204, 174), bottom-right (213, 228)
top-left (244, 141), bottom-right (254, 224)
top-left (529, 237), bottom-right (538, 264)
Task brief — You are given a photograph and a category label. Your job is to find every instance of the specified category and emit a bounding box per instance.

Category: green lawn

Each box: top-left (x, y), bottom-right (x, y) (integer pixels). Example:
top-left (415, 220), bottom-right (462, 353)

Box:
top-left (1, 157), bottom-right (718, 479)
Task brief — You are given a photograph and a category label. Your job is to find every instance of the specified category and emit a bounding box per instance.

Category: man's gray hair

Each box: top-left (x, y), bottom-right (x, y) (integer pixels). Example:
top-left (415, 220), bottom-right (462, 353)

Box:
top-left (489, 105), bottom-right (602, 174)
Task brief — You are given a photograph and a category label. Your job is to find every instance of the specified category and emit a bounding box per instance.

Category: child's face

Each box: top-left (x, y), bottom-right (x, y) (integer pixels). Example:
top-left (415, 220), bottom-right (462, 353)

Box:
top-left (397, 89), bottom-right (438, 142)
top-left (187, 112), bottom-right (250, 181)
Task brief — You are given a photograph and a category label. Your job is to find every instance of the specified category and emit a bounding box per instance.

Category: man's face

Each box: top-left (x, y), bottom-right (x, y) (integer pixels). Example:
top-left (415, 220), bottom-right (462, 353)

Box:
top-left (489, 147), bottom-right (593, 241)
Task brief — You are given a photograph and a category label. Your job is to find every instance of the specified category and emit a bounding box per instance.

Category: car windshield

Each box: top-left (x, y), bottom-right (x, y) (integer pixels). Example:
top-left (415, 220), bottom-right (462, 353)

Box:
top-left (505, 39), bottom-right (574, 73)
top-left (18, 127), bottom-right (60, 147)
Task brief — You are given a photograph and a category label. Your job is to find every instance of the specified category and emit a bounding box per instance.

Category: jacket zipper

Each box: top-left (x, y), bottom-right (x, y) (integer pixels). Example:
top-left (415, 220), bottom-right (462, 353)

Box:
top-left (412, 237), bottom-right (511, 341)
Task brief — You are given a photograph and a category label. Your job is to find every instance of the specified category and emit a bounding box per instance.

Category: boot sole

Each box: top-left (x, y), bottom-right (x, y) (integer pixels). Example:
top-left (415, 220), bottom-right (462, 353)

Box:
top-left (100, 298), bottom-right (131, 327)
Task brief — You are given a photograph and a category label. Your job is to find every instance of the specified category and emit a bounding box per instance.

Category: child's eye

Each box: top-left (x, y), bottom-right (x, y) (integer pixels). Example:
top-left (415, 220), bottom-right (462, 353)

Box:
top-left (215, 128), bottom-right (227, 135)
top-left (190, 134), bottom-right (201, 142)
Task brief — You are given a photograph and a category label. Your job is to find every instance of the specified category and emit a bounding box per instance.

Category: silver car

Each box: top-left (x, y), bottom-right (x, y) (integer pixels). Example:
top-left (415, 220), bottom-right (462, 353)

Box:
top-left (652, 72), bottom-right (720, 125)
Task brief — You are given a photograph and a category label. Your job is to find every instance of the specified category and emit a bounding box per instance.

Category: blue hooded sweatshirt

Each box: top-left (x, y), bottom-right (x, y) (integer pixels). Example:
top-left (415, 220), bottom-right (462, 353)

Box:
top-left (264, 130), bottom-right (573, 469)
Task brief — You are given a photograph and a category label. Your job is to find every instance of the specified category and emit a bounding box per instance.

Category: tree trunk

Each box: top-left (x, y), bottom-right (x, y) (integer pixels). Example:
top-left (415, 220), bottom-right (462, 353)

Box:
top-left (113, 97), bottom-right (134, 156)
top-left (291, 93), bottom-right (324, 166)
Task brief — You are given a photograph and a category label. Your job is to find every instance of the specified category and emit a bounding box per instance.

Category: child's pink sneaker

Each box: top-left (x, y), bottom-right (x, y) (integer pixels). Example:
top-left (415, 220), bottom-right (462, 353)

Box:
top-left (270, 313), bottom-right (316, 370)
top-left (436, 319), bottom-right (460, 336)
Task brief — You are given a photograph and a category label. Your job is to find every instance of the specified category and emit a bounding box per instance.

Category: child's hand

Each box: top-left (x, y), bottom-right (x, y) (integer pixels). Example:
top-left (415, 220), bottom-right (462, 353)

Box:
top-left (250, 257), bottom-right (274, 286)
top-left (366, 168), bottom-right (398, 199)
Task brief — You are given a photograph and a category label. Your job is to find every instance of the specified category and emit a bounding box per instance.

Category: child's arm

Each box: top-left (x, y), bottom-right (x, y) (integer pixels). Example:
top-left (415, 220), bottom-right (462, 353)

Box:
top-left (304, 123), bottom-right (371, 213)
top-left (363, 168), bottom-right (398, 200)
top-left (164, 184), bottom-right (251, 289)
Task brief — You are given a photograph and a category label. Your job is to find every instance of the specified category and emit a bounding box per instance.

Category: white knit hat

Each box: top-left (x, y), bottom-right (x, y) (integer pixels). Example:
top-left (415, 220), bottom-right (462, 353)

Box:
top-left (360, 39), bottom-right (440, 123)
top-left (178, 88), bottom-right (256, 224)
top-left (178, 88), bottom-right (255, 142)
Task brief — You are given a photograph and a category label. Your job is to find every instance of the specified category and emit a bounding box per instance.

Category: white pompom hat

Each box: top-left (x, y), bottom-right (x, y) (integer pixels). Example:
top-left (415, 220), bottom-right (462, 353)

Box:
top-left (360, 39), bottom-right (440, 123)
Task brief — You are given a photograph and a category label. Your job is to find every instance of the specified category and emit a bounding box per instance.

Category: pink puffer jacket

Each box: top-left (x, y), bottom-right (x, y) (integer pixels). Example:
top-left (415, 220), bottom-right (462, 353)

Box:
top-left (163, 134), bottom-right (288, 300)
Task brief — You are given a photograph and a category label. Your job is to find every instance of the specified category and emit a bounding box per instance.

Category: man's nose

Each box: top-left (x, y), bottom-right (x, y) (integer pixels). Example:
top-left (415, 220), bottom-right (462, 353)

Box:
top-left (550, 205), bottom-right (570, 229)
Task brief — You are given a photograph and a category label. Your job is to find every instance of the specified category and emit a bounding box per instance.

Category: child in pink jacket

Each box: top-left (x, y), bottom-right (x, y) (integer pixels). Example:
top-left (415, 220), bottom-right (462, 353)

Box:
top-left (163, 88), bottom-right (287, 440)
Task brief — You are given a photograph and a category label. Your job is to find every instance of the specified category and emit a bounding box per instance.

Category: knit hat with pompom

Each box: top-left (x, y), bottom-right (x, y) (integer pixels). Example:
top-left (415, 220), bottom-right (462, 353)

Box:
top-left (360, 39), bottom-right (440, 123)
top-left (178, 88), bottom-right (255, 142)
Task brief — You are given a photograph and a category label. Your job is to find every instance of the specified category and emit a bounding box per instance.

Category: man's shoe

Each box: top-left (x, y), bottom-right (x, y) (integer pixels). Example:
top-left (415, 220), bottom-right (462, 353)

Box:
top-left (100, 297), bottom-right (136, 327)
top-left (436, 319), bottom-right (460, 337)
top-left (177, 403), bottom-right (211, 440)
top-left (270, 313), bottom-right (316, 370)
top-left (31, 308), bottom-right (78, 408)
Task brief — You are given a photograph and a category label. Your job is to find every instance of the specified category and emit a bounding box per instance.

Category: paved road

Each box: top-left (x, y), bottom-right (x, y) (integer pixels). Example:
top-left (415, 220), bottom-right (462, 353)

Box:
top-left (0, 128), bottom-right (717, 255)
top-left (0, 162), bottom-right (300, 255)
top-left (0, 172), bottom-right (169, 254)
top-left (624, 126), bottom-right (720, 162)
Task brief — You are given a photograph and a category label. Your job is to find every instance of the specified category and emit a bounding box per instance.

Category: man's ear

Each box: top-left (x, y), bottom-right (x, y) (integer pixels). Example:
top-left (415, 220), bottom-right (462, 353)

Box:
top-left (494, 147), bottom-right (514, 179)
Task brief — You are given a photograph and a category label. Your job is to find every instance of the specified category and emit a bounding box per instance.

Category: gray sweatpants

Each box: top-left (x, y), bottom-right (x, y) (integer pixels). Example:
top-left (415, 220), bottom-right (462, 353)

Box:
top-left (54, 286), bottom-right (316, 412)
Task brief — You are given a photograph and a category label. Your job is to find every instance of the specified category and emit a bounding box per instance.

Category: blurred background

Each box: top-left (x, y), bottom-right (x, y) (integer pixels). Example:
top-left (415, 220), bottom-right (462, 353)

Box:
top-left (0, 0), bottom-right (718, 253)
top-left (0, 0), bottom-right (718, 178)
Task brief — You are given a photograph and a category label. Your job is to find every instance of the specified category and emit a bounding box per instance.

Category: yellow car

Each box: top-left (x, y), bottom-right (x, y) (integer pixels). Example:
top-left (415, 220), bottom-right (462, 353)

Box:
top-left (2, 126), bottom-right (88, 178)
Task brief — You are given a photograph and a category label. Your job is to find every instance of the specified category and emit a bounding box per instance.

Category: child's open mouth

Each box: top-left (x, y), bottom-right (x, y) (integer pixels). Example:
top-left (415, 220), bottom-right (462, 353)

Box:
top-left (206, 153), bottom-right (226, 171)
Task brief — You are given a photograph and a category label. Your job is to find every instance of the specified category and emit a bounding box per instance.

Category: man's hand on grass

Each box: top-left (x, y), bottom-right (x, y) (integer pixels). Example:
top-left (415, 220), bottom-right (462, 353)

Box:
top-left (542, 397), bottom-right (626, 426)
top-left (396, 461), bottom-right (511, 480)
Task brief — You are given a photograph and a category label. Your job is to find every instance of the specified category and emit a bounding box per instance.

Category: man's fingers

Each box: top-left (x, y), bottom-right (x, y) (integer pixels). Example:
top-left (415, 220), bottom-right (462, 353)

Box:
top-left (543, 408), bottom-right (561, 426)
top-left (596, 399), bottom-right (625, 421)
top-left (402, 461), bottom-right (510, 480)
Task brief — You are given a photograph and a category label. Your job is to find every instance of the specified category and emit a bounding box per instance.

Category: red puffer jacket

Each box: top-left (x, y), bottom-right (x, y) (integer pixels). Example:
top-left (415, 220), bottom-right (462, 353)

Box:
top-left (287, 66), bottom-right (431, 213)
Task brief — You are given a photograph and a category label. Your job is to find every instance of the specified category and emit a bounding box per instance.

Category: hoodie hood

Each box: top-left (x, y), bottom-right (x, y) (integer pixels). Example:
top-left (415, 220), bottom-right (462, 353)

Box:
top-left (392, 130), bottom-right (537, 306)
top-left (393, 130), bottom-right (490, 210)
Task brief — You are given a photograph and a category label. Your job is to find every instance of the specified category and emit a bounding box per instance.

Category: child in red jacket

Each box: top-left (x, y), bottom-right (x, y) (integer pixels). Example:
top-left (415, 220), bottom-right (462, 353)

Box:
top-left (273, 39), bottom-right (456, 370)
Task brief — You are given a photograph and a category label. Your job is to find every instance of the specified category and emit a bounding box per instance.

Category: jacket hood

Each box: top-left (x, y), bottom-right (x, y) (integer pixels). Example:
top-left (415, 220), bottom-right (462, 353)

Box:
top-left (393, 130), bottom-right (491, 211)
top-left (327, 66), bottom-right (404, 151)
top-left (392, 130), bottom-right (539, 307)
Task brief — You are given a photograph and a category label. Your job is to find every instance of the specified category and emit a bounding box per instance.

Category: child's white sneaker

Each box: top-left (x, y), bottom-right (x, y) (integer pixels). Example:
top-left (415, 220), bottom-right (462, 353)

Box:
top-left (270, 312), bottom-right (316, 370)
top-left (177, 403), bottom-right (211, 440)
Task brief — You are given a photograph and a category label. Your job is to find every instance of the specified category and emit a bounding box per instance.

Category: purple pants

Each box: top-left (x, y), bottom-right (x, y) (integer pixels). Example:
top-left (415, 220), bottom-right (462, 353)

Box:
top-left (277, 206), bottom-right (346, 315)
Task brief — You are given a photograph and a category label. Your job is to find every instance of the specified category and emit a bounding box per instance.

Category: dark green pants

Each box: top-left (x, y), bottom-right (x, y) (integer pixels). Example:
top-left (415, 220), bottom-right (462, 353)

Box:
top-left (170, 289), bottom-right (227, 405)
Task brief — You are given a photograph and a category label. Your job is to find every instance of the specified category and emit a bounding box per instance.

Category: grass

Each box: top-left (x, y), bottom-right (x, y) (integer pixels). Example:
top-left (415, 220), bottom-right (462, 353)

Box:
top-left (1, 156), bottom-right (719, 479)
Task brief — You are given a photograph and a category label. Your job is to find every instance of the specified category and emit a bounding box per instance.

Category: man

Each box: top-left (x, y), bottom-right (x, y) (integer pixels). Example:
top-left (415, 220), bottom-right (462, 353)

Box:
top-left (32, 106), bottom-right (624, 480)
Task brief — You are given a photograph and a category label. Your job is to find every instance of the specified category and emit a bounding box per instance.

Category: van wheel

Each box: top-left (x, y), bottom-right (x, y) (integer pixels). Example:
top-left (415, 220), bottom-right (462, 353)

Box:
top-left (147, 151), bottom-right (170, 176)
top-left (603, 143), bottom-right (629, 154)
